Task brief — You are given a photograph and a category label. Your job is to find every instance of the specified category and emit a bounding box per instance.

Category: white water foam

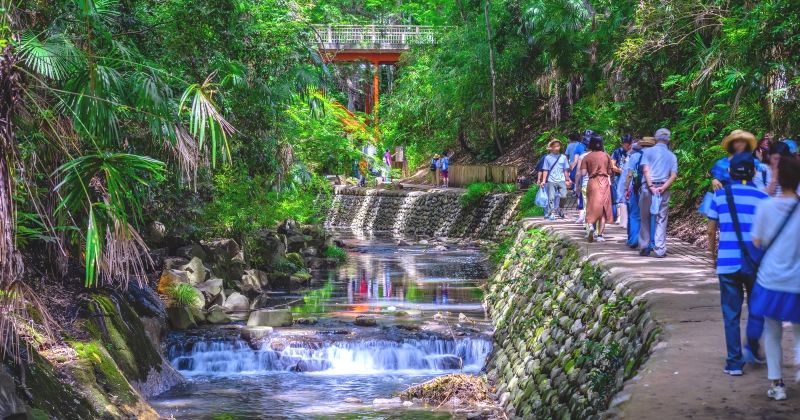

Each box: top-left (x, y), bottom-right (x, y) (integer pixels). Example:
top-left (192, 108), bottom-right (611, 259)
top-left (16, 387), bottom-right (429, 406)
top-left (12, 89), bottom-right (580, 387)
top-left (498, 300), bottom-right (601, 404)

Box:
top-left (169, 337), bottom-right (492, 376)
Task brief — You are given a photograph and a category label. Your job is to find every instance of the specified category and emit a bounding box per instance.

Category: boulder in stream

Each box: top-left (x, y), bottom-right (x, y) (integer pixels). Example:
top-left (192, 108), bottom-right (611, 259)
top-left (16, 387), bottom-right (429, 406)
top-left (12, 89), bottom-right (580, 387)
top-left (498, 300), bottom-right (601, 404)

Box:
top-left (206, 305), bottom-right (231, 324)
top-left (354, 315), bottom-right (377, 327)
top-left (247, 308), bottom-right (293, 327)
top-left (181, 257), bottom-right (208, 285)
top-left (241, 326), bottom-right (273, 341)
top-left (166, 307), bottom-right (196, 330)
top-left (222, 292), bottom-right (250, 313)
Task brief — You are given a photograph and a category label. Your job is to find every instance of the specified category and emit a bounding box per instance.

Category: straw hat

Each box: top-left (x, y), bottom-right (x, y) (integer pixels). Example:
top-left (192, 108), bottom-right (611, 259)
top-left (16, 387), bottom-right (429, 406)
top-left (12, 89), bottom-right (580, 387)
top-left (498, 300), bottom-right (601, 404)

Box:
top-left (548, 139), bottom-right (562, 148)
top-left (722, 130), bottom-right (756, 151)
top-left (639, 137), bottom-right (656, 147)
top-left (434, 154), bottom-right (441, 159)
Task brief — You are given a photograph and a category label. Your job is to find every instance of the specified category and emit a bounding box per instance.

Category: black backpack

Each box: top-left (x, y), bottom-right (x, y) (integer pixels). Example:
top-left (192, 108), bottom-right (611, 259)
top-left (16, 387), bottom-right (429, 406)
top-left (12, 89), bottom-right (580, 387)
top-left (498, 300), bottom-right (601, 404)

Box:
top-left (430, 158), bottom-right (438, 171)
top-left (632, 151), bottom-right (645, 192)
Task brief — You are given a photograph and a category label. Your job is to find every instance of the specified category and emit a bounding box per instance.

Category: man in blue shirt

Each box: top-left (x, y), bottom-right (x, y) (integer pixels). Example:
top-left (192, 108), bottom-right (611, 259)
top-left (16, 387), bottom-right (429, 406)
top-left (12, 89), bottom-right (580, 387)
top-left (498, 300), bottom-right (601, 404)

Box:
top-left (438, 151), bottom-right (450, 187)
top-left (639, 128), bottom-right (678, 257)
top-left (611, 135), bottom-right (633, 222)
top-left (707, 152), bottom-right (769, 376)
top-left (540, 139), bottom-right (571, 220)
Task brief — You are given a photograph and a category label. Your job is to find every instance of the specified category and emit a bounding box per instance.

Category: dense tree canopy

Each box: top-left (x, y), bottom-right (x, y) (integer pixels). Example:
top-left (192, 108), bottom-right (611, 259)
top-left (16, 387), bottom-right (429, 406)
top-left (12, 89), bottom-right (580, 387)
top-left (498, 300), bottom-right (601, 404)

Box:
top-left (2, 0), bottom-right (800, 359)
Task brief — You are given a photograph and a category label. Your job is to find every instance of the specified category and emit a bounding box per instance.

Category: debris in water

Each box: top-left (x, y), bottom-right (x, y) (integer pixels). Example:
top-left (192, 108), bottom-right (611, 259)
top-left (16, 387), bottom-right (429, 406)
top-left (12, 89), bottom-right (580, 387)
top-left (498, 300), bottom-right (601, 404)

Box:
top-left (398, 374), bottom-right (494, 407)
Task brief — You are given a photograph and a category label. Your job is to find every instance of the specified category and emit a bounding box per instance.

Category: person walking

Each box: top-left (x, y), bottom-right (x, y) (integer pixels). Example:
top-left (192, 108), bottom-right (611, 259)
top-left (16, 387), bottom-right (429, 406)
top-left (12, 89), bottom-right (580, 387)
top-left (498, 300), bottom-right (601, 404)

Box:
top-left (709, 130), bottom-right (763, 191)
top-left (611, 135), bottom-right (633, 224)
top-left (639, 128), bottom-right (678, 257)
top-left (624, 137), bottom-right (656, 249)
top-left (439, 151), bottom-right (450, 188)
top-left (706, 151), bottom-right (769, 376)
top-left (382, 149), bottom-right (393, 183)
top-left (540, 139), bottom-right (571, 220)
top-left (580, 135), bottom-right (614, 242)
top-left (763, 141), bottom-right (793, 196)
top-left (749, 156), bottom-right (800, 400)
top-left (566, 132), bottom-right (585, 191)
top-left (429, 154), bottom-right (440, 186)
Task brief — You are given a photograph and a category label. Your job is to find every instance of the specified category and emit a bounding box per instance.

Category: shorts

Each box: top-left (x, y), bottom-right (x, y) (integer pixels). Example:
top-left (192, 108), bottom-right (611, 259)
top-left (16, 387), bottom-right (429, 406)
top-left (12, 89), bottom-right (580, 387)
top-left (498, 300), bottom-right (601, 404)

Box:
top-left (441, 170), bottom-right (448, 177)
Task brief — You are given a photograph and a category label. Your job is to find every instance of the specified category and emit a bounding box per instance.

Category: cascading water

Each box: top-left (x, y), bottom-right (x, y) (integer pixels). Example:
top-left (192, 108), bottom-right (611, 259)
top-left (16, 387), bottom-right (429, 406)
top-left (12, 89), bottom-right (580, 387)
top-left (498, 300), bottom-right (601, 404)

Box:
top-left (169, 338), bottom-right (492, 376)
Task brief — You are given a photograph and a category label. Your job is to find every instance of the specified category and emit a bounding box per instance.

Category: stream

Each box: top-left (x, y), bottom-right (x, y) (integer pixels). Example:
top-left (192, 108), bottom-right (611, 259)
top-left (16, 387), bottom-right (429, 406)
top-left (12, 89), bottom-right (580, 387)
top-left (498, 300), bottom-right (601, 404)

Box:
top-left (150, 233), bottom-right (494, 419)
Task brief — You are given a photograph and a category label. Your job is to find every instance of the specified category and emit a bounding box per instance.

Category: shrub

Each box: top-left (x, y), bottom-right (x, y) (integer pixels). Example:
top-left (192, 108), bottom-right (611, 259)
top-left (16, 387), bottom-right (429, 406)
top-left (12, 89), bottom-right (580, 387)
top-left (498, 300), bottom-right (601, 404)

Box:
top-left (459, 182), bottom-right (517, 208)
top-left (322, 245), bottom-right (348, 263)
top-left (169, 284), bottom-right (201, 308)
top-left (286, 252), bottom-right (305, 269)
top-left (273, 257), bottom-right (299, 274)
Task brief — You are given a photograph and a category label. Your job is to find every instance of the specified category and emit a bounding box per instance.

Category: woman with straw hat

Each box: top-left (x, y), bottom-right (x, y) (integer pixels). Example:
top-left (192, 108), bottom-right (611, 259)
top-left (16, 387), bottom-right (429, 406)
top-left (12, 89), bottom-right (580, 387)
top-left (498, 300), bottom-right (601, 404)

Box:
top-left (710, 130), bottom-right (762, 191)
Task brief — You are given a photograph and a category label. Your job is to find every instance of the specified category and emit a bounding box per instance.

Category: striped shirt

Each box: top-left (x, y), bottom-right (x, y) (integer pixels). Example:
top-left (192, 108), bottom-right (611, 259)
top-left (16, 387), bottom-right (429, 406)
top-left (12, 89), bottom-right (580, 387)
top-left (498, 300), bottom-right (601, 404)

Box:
top-left (706, 183), bottom-right (769, 274)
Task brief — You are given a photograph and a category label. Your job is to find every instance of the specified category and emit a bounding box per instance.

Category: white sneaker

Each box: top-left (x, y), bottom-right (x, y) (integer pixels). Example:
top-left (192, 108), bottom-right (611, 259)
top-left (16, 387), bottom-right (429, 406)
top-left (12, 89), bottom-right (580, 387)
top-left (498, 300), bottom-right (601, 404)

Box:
top-left (768, 384), bottom-right (787, 401)
top-left (587, 226), bottom-right (595, 243)
top-left (596, 235), bottom-right (606, 242)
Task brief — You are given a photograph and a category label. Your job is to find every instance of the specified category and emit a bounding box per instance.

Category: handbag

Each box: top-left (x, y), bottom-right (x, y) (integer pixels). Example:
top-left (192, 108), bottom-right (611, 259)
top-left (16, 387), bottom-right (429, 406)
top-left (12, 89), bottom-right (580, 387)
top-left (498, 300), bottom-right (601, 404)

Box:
top-left (650, 192), bottom-right (662, 214)
top-left (724, 186), bottom-right (799, 278)
top-left (698, 191), bottom-right (714, 217)
top-left (535, 187), bottom-right (549, 208)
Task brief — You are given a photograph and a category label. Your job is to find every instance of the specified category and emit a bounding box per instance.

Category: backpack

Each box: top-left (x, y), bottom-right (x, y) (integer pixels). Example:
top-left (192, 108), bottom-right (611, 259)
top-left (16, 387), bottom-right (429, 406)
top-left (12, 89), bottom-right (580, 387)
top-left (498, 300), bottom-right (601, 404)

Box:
top-left (632, 151), bottom-right (645, 192)
top-left (430, 158), bottom-right (438, 171)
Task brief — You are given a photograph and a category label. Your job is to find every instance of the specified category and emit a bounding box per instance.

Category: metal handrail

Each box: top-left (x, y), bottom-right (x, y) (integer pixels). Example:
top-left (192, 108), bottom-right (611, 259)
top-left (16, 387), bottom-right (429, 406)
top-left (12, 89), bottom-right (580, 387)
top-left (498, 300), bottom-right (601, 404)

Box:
top-left (311, 24), bottom-right (436, 45)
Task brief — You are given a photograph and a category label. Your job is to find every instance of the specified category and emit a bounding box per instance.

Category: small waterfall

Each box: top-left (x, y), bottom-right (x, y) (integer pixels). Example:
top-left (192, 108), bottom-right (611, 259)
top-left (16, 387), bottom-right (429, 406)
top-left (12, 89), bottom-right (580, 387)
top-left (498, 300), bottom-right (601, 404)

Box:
top-left (169, 338), bottom-right (492, 376)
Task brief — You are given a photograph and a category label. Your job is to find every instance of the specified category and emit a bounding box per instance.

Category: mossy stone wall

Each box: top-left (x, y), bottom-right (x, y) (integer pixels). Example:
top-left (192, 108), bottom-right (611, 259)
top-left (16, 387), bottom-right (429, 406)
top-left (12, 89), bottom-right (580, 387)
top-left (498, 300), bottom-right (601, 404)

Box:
top-left (327, 187), bottom-right (520, 240)
top-left (485, 228), bottom-right (658, 418)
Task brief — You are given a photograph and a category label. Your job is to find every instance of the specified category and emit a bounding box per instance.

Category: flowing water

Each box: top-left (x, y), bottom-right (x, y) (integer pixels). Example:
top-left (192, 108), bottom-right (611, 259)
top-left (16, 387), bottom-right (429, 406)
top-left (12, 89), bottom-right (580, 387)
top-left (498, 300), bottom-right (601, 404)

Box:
top-left (151, 233), bottom-right (493, 419)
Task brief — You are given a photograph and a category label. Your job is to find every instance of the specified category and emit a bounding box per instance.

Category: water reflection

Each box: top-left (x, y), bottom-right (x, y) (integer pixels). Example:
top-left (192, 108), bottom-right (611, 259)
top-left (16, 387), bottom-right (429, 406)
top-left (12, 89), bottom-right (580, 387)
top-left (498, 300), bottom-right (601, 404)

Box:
top-left (294, 238), bottom-right (487, 318)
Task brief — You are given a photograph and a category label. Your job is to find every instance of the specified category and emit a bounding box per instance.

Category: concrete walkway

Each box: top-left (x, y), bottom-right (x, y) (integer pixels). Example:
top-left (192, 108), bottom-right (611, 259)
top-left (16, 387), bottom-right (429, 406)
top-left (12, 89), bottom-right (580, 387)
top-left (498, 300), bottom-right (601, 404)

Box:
top-left (527, 216), bottom-right (800, 419)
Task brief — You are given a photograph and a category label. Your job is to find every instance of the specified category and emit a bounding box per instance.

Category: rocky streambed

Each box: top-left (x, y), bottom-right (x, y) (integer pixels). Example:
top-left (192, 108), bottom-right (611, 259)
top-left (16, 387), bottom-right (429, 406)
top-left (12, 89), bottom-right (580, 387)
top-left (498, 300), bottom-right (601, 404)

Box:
top-left (150, 232), bottom-right (498, 419)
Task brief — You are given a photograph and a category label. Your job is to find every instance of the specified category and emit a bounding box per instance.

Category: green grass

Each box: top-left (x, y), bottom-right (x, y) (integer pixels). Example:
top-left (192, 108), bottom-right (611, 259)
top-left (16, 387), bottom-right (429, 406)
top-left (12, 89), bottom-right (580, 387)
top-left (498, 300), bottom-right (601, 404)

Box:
top-left (519, 186), bottom-right (545, 218)
top-left (459, 182), bottom-right (517, 208)
top-left (169, 283), bottom-right (201, 308)
top-left (322, 245), bottom-right (348, 263)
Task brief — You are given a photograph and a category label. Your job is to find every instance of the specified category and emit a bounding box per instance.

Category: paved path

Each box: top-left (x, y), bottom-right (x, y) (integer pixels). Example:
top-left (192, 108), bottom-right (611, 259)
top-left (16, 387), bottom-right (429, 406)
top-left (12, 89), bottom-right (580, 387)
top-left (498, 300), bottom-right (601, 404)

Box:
top-left (526, 215), bottom-right (800, 419)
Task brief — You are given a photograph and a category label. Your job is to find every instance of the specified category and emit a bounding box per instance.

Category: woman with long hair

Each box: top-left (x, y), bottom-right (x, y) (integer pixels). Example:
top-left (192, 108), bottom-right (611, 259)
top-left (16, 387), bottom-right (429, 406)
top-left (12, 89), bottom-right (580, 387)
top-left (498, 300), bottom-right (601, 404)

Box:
top-left (580, 135), bottom-right (614, 242)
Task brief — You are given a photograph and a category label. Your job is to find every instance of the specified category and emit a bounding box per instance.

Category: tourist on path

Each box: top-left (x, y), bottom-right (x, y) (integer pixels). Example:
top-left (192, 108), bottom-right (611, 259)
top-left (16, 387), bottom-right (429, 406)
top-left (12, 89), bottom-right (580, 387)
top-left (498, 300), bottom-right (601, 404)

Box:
top-left (383, 149), bottom-right (393, 183)
top-left (624, 137), bottom-right (656, 249)
top-left (540, 139), bottom-right (571, 220)
top-left (580, 135), bottom-right (614, 242)
top-left (610, 135), bottom-right (632, 223)
top-left (706, 151), bottom-right (769, 376)
top-left (566, 132), bottom-right (585, 193)
top-left (763, 141), bottom-right (793, 196)
top-left (709, 130), bottom-right (765, 191)
top-left (572, 130), bottom-right (594, 215)
top-left (639, 128), bottom-right (678, 257)
top-left (750, 156), bottom-right (800, 400)
top-left (439, 151), bottom-right (450, 188)
top-left (574, 148), bottom-right (592, 225)
top-left (429, 154), bottom-right (440, 186)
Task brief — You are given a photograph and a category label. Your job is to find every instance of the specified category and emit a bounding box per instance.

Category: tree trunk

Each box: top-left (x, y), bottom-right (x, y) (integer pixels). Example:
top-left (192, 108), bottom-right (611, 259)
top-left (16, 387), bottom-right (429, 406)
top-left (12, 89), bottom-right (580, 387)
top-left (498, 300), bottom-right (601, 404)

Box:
top-left (455, 0), bottom-right (467, 23)
top-left (483, 0), bottom-right (503, 155)
top-left (0, 45), bottom-right (20, 288)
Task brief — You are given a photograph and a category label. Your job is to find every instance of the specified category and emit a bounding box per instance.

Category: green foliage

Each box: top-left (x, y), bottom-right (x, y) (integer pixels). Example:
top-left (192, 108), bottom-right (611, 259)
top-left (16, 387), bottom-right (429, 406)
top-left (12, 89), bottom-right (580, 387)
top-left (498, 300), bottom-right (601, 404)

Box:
top-left (322, 245), bottom-right (348, 263)
top-left (488, 233), bottom-right (515, 268)
top-left (169, 283), bottom-right (200, 308)
top-left (459, 182), bottom-right (516, 208)
top-left (519, 187), bottom-right (545, 218)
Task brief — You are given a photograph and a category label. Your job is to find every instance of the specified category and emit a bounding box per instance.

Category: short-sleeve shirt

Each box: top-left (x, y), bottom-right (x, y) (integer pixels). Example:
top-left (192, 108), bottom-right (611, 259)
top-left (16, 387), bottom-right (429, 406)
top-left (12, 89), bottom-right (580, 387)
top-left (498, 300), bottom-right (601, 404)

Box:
top-left (710, 156), bottom-right (765, 188)
top-left (641, 143), bottom-right (678, 183)
top-left (752, 197), bottom-right (800, 293)
top-left (439, 156), bottom-right (449, 171)
top-left (706, 184), bottom-right (768, 274)
top-left (543, 154), bottom-right (568, 182)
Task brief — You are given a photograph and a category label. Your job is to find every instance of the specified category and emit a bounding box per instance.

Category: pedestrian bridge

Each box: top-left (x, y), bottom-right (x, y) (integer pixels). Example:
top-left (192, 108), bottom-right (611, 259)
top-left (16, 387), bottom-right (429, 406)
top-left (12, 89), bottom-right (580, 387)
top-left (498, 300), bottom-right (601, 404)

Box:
top-left (312, 25), bottom-right (436, 63)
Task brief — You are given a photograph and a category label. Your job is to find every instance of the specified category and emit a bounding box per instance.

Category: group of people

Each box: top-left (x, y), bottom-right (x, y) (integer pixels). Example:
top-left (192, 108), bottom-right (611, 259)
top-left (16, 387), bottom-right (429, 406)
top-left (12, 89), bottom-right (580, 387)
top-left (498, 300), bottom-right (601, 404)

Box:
top-left (356, 144), bottom-right (408, 187)
top-left (537, 128), bottom-right (677, 256)
top-left (428, 151), bottom-right (451, 187)
top-left (703, 130), bottom-right (800, 401)
top-left (537, 127), bottom-right (800, 401)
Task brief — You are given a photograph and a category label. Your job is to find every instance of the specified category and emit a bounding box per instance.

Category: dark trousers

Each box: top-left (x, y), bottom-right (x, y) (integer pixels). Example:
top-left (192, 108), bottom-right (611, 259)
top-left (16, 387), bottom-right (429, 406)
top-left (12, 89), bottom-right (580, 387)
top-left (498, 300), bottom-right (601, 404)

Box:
top-left (718, 271), bottom-right (764, 370)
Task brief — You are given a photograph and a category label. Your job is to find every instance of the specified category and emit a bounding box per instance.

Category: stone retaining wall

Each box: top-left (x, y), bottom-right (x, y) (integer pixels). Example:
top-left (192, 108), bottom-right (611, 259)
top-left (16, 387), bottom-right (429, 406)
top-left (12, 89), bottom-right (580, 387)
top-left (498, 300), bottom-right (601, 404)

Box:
top-left (485, 225), bottom-right (658, 418)
top-left (326, 187), bottom-right (520, 240)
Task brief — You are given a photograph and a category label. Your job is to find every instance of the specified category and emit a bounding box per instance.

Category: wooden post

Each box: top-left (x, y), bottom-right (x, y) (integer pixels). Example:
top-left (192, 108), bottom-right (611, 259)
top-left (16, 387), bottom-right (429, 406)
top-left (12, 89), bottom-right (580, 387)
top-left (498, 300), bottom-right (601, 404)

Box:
top-left (372, 61), bottom-right (380, 121)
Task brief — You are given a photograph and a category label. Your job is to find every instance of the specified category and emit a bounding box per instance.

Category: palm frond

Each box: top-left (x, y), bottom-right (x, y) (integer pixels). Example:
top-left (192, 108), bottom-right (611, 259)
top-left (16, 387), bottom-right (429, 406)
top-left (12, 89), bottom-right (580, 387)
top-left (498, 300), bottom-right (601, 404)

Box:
top-left (17, 31), bottom-right (81, 80)
top-left (179, 72), bottom-right (236, 167)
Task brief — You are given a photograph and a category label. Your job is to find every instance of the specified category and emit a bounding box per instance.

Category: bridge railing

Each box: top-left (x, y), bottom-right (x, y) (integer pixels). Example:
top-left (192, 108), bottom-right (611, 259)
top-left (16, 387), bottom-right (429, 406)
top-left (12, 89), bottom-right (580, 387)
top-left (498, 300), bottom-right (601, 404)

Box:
top-left (312, 25), bottom-right (436, 46)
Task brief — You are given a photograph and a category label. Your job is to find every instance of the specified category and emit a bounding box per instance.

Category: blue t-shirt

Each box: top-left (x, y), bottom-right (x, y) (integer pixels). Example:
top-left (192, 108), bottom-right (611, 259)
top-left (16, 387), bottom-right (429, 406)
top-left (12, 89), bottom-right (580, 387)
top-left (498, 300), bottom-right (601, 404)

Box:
top-left (706, 183), bottom-right (769, 274)
top-left (439, 156), bottom-right (449, 171)
top-left (710, 156), bottom-right (765, 188)
top-left (543, 154), bottom-right (568, 182)
top-left (566, 142), bottom-right (585, 163)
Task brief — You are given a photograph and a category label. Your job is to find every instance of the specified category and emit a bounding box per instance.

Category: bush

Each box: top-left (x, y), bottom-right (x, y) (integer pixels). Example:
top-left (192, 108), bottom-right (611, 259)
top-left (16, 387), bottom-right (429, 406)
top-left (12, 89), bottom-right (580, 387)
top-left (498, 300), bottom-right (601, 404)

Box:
top-left (286, 252), bottom-right (305, 269)
top-left (459, 182), bottom-right (517, 208)
top-left (169, 283), bottom-right (201, 308)
top-left (322, 245), bottom-right (348, 263)
top-left (519, 186), bottom-right (545, 218)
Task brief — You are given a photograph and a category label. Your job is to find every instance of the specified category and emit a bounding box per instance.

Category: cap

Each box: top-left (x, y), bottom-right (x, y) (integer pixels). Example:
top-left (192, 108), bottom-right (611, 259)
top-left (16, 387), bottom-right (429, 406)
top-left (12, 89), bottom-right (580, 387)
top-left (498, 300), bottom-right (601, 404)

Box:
top-left (729, 152), bottom-right (755, 181)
